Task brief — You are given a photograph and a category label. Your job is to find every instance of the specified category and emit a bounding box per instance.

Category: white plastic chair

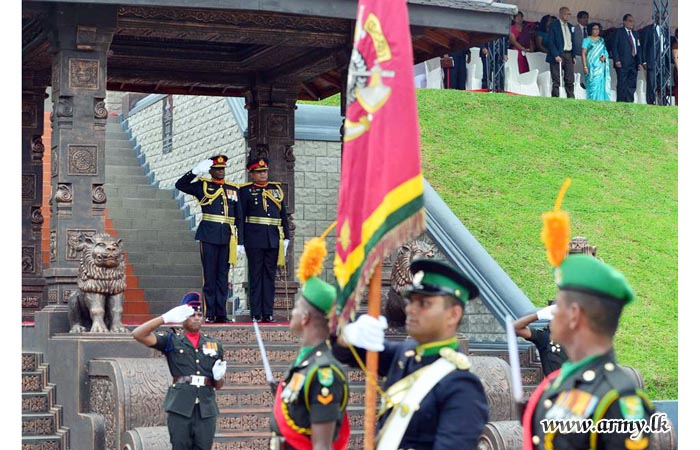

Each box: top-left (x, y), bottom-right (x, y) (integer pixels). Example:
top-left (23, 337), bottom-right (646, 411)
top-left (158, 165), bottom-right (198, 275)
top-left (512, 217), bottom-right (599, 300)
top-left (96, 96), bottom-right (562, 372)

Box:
top-left (424, 57), bottom-right (443, 89)
top-left (505, 49), bottom-right (541, 96)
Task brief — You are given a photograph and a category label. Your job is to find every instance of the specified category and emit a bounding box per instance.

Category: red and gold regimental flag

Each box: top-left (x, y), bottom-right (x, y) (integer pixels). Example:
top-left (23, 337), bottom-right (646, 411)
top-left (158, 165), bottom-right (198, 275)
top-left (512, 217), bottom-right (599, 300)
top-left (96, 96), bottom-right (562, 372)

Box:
top-left (333, 0), bottom-right (425, 330)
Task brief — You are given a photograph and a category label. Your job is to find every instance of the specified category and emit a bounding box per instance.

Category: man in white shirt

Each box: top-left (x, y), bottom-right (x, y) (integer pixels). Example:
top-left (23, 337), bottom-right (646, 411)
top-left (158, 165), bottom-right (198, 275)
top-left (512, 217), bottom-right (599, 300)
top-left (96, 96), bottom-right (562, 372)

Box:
top-left (546, 6), bottom-right (576, 98)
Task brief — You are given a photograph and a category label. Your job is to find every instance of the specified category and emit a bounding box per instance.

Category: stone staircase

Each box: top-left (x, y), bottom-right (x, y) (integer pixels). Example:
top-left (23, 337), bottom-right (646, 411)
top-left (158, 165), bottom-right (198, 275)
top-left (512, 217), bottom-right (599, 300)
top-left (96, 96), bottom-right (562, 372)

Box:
top-left (104, 116), bottom-right (203, 320)
top-left (21, 352), bottom-right (70, 450)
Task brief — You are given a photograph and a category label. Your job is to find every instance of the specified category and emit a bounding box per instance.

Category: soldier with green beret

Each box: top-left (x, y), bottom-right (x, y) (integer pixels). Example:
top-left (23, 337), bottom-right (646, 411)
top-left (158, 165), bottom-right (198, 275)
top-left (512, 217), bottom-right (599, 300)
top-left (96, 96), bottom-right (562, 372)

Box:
top-left (269, 275), bottom-right (350, 450)
top-left (522, 254), bottom-right (657, 450)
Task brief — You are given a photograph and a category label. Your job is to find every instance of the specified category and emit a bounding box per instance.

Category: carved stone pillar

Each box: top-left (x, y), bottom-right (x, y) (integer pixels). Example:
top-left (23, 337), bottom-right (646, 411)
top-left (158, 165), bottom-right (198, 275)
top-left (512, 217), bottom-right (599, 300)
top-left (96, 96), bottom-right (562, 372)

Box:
top-left (244, 82), bottom-right (299, 314)
top-left (22, 72), bottom-right (49, 321)
top-left (43, 5), bottom-right (116, 309)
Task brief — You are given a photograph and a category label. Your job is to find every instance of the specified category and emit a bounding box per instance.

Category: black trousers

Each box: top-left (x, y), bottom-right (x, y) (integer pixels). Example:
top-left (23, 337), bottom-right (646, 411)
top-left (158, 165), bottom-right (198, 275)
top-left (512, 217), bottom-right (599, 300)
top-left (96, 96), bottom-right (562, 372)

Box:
top-left (645, 65), bottom-right (657, 104)
top-left (550, 51), bottom-right (575, 98)
top-left (615, 65), bottom-right (638, 102)
top-left (167, 405), bottom-right (217, 450)
top-left (199, 241), bottom-right (229, 318)
top-left (246, 248), bottom-right (278, 317)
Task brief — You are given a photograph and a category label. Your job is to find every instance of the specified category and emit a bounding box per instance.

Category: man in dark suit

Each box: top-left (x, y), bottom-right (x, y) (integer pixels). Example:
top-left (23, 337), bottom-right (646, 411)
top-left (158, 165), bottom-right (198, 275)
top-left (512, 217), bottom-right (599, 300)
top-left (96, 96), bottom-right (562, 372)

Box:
top-left (175, 155), bottom-right (243, 323)
top-left (611, 14), bottom-right (642, 103)
top-left (547, 6), bottom-right (576, 98)
top-left (442, 49), bottom-right (470, 90)
top-left (572, 10), bottom-right (589, 58)
top-left (641, 13), bottom-right (667, 105)
top-left (238, 158), bottom-right (290, 323)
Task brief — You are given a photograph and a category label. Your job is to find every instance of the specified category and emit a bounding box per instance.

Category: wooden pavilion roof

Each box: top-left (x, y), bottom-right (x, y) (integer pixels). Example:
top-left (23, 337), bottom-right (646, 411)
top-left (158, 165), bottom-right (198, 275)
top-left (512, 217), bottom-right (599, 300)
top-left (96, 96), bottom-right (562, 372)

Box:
top-left (23, 0), bottom-right (516, 100)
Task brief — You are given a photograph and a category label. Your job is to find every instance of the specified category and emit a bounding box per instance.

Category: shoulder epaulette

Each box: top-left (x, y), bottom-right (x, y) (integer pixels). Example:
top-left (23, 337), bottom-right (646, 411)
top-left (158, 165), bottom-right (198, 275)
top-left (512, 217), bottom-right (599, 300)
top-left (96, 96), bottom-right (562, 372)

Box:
top-left (223, 181), bottom-right (239, 188)
top-left (269, 181), bottom-right (281, 185)
top-left (602, 364), bottom-right (640, 396)
top-left (198, 176), bottom-right (212, 182)
top-left (239, 182), bottom-right (253, 187)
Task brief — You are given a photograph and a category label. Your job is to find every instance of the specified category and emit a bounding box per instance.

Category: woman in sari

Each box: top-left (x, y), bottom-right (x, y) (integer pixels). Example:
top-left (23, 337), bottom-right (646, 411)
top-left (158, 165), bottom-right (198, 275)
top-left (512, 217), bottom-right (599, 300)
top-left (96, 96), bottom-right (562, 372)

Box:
top-left (581, 22), bottom-right (611, 101)
top-left (509, 12), bottom-right (534, 73)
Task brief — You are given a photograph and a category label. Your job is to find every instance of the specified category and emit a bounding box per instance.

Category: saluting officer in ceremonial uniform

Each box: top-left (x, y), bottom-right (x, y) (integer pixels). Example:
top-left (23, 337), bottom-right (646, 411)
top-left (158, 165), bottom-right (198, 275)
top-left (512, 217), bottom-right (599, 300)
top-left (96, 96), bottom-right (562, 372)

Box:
top-left (238, 158), bottom-right (290, 322)
top-left (523, 255), bottom-right (656, 450)
top-left (175, 155), bottom-right (243, 323)
top-left (270, 242), bottom-right (350, 450)
top-left (132, 292), bottom-right (227, 450)
top-left (335, 259), bottom-right (489, 450)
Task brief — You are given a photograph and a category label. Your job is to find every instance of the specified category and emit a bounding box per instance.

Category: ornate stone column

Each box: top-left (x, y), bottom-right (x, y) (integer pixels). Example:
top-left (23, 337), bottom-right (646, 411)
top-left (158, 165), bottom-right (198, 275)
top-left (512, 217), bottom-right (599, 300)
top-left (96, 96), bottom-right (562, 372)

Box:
top-left (43, 5), bottom-right (116, 309)
top-left (244, 82), bottom-right (300, 314)
top-left (22, 71), bottom-right (49, 321)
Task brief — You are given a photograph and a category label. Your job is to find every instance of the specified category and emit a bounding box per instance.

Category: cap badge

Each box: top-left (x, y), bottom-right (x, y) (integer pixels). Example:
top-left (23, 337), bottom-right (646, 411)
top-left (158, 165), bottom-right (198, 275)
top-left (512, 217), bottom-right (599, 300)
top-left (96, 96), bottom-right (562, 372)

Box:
top-left (412, 271), bottom-right (424, 288)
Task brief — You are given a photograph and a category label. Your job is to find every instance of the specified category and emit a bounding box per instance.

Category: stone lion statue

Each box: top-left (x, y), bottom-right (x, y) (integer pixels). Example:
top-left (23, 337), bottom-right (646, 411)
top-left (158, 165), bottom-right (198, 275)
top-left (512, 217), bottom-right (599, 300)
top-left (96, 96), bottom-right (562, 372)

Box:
top-left (384, 239), bottom-right (436, 328)
top-left (68, 233), bottom-right (128, 333)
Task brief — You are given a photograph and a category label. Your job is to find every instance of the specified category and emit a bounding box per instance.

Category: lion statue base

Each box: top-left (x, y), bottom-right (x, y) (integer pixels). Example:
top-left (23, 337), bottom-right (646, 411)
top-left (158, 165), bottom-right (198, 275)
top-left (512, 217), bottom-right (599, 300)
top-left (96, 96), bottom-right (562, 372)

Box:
top-left (68, 233), bottom-right (128, 333)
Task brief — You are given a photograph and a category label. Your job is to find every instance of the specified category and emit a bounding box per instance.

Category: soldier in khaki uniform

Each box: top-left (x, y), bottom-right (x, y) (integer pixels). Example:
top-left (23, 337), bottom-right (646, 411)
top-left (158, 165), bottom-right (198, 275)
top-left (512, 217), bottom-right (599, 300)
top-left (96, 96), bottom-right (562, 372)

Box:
top-left (522, 255), bottom-right (657, 450)
top-left (132, 292), bottom-right (227, 450)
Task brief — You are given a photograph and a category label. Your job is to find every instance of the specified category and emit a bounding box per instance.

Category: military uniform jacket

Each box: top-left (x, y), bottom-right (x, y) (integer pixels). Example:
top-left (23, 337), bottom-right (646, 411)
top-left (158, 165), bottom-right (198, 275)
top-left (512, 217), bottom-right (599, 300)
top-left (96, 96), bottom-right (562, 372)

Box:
top-left (525, 350), bottom-right (655, 450)
top-left (152, 330), bottom-right (225, 419)
top-left (334, 339), bottom-right (489, 450)
top-left (238, 182), bottom-right (290, 249)
top-left (529, 325), bottom-right (568, 376)
top-left (271, 341), bottom-right (350, 450)
top-left (175, 171), bottom-right (243, 245)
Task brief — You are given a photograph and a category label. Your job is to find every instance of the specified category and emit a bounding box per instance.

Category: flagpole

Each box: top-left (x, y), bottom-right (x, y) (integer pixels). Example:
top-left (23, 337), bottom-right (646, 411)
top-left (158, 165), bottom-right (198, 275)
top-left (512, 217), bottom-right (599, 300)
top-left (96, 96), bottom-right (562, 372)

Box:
top-left (363, 262), bottom-right (382, 450)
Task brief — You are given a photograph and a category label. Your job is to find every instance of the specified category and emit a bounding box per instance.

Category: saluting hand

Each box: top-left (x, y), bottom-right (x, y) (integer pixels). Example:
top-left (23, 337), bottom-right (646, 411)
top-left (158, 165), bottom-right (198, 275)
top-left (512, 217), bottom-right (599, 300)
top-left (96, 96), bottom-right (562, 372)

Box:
top-left (161, 305), bottom-right (194, 324)
top-left (192, 159), bottom-right (213, 176)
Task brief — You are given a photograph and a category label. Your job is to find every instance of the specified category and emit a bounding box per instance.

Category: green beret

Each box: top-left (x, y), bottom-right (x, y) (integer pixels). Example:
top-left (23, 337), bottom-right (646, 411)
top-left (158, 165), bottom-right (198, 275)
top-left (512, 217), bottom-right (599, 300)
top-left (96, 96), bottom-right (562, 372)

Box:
top-left (402, 259), bottom-right (479, 304)
top-left (301, 277), bottom-right (336, 314)
top-left (556, 254), bottom-right (635, 305)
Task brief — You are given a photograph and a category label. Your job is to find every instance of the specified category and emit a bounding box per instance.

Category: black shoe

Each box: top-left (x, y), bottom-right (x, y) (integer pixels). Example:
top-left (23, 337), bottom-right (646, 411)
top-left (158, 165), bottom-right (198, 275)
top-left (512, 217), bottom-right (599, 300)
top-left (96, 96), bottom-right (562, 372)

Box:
top-left (251, 315), bottom-right (262, 322)
top-left (205, 317), bottom-right (216, 323)
top-left (213, 316), bottom-right (233, 323)
top-left (262, 315), bottom-right (275, 323)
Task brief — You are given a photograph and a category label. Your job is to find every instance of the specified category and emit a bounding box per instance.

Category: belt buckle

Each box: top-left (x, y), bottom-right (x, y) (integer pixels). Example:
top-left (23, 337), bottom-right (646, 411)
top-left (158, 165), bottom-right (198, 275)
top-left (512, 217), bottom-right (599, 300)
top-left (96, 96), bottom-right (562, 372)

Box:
top-left (190, 375), bottom-right (205, 387)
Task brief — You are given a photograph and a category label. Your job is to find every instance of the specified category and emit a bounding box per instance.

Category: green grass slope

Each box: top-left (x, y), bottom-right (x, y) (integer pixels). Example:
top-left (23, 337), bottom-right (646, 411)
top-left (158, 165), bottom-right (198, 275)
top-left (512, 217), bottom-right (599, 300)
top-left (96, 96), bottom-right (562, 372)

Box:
top-left (417, 90), bottom-right (677, 400)
top-left (302, 90), bottom-right (678, 399)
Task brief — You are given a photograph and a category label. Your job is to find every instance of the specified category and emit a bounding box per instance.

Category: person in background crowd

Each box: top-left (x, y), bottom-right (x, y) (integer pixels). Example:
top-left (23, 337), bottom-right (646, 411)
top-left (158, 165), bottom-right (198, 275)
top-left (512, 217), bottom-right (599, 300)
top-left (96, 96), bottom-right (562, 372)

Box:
top-left (510, 11), bottom-right (534, 73)
top-left (641, 13), bottom-right (667, 105)
top-left (536, 15), bottom-right (556, 54)
top-left (672, 28), bottom-right (678, 105)
top-left (581, 22), bottom-right (611, 101)
top-left (573, 10), bottom-right (589, 89)
top-left (610, 14), bottom-right (642, 103)
top-left (547, 6), bottom-right (577, 98)
top-left (442, 49), bottom-right (470, 90)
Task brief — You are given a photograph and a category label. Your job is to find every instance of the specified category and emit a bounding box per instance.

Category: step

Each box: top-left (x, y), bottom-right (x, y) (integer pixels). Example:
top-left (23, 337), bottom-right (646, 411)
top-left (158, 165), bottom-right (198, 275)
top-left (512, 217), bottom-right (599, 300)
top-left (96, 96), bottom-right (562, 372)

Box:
top-left (141, 288), bottom-right (208, 303)
top-left (215, 405), bottom-right (366, 434)
top-left (21, 435), bottom-right (65, 450)
top-left (201, 326), bottom-right (295, 345)
top-left (123, 302), bottom-right (150, 315)
top-left (107, 165), bottom-right (154, 177)
top-left (126, 252), bottom-right (201, 265)
top-left (22, 412), bottom-right (57, 435)
top-left (104, 185), bottom-right (175, 200)
top-left (128, 263), bottom-right (203, 276)
top-left (22, 352), bottom-right (41, 371)
top-left (106, 131), bottom-right (129, 140)
top-left (105, 142), bottom-right (137, 150)
top-left (215, 384), bottom-right (371, 410)
top-left (115, 228), bottom-right (195, 242)
top-left (223, 365), bottom-right (367, 387)
top-left (106, 208), bottom-right (187, 221)
top-left (107, 197), bottom-right (180, 209)
top-left (135, 275), bottom-right (203, 289)
top-left (110, 217), bottom-right (190, 231)
top-left (23, 371), bottom-right (46, 393)
top-left (121, 241), bottom-right (199, 254)
top-left (105, 174), bottom-right (151, 185)
top-left (22, 390), bottom-right (53, 414)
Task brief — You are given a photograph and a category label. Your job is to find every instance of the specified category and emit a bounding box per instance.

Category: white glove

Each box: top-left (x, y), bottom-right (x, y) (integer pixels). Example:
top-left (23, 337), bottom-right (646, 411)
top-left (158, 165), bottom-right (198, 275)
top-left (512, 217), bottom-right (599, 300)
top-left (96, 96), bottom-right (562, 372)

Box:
top-left (161, 305), bottom-right (194, 324)
top-left (341, 314), bottom-right (387, 352)
top-left (191, 159), bottom-right (213, 176)
top-left (536, 304), bottom-right (557, 321)
top-left (283, 239), bottom-right (290, 256)
top-left (212, 359), bottom-right (227, 381)
top-left (237, 245), bottom-right (246, 259)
